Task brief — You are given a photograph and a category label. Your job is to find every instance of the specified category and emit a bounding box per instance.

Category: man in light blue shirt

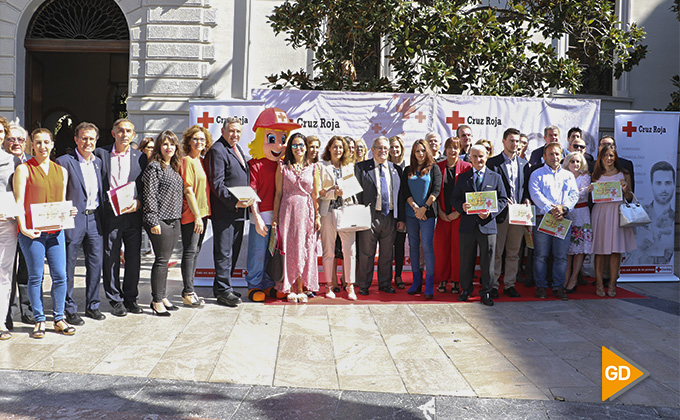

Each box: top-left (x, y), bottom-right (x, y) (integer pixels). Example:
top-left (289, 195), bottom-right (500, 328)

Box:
top-left (528, 142), bottom-right (578, 301)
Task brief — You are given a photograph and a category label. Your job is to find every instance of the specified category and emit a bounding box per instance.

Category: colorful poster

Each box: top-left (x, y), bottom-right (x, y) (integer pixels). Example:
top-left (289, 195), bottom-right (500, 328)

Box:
top-left (537, 213), bottom-right (571, 240)
top-left (591, 181), bottom-right (623, 203)
top-left (616, 110), bottom-right (680, 282)
top-left (465, 191), bottom-right (498, 214)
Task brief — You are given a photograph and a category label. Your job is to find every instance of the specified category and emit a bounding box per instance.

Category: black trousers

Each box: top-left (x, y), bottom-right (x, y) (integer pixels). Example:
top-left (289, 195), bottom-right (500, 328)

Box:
top-left (356, 211), bottom-right (396, 290)
top-left (147, 219), bottom-right (180, 302)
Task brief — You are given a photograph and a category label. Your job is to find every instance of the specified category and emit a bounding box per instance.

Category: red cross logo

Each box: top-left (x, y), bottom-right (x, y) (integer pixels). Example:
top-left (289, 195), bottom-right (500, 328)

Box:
top-left (415, 111), bottom-right (426, 123)
top-left (622, 121), bottom-right (636, 137)
top-left (446, 111), bottom-right (465, 130)
top-left (197, 112), bottom-right (214, 128)
top-left (371, 122), bottom-right (382, 134)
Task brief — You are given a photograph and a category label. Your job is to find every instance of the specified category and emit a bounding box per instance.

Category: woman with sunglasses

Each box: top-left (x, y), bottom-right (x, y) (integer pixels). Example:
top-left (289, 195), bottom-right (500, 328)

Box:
top-left (272, 133), bottom-right (320, 303)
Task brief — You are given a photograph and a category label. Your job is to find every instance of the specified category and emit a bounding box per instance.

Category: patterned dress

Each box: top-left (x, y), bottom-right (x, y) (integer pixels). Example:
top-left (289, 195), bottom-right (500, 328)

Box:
top-left (277, 163), bottom-right (319, 293)
top-left (568, 173), bottom-right (593, 255)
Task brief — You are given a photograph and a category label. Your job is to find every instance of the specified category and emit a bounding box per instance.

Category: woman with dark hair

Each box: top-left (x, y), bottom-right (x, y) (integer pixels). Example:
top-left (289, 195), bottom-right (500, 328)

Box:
top-left (590, 144), bottom-right (636, 297)
top-left (399, 139), bottom-right (441, 299)
top-left (139, 136), bottom-right (155, 160)
top-left (433, 137), bottom-right (472, 294)
top-left (318, 136), bottom-right (358, 300)
top-left (272, 133), bottom-right (320, 303)
top-left (142, 130), bottom-right (184, 315)
top-left (388, 135), bottom-right (406, 289)
top-left (179, 125), bottom-right (213, 307)
top-left (345, 137), bottom-right (356, 163)
top-left (307, 135), bottom-right (321, 165)
top-left (14, 128), bottom-right (76, 338)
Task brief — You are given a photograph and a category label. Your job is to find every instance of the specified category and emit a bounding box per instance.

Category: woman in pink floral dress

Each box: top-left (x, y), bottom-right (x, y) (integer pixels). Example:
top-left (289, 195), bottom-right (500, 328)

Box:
top-left (272, 133), bottom-right (320, 303)
top-left (562, 152), bottom-right (592, 293)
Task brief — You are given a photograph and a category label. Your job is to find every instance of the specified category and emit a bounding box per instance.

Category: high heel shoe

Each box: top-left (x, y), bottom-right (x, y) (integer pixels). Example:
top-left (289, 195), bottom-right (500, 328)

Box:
top-left (347, 285), bottom-right (357, 301)
top-left (607, 285), bottom-right (617, 297)
top-left (31, 322), bottom-right (46, 339)
top-left (182, 292), bottom-right (205, 307)
top-left (162, 300), bottom-right (179, 311)
top-left (565, 285), bottom-right (578, 294)
top-left (437, 281), bottom-right (447, 293)
top-left (150, 303), bottom-right (171, 317)
top-left (450, 282), bottom-right (461, 294)
top-left (54, 320), bottom-right (76, 335)
top-left (595, 286), bottom-right (605, 297)
top-left (408, 278), bottom-right (423, 295)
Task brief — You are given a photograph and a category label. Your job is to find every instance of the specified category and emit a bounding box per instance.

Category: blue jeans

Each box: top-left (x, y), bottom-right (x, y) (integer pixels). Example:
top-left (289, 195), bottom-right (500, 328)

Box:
top-left (245, 223), bottom-right (275, 291)
top-left (405, 216), bottom-right (435, 285)
top-left (533, 223), bottom-right (571, 288)
top-left (18, 231), bottom-right (67, 323)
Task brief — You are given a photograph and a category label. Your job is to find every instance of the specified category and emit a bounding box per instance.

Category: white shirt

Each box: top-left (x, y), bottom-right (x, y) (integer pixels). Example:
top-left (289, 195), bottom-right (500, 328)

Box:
top-left (76, 149), bottom-right (99, 210)
top-left (110, 146), bottom-right (131, 189)
top-left (528, 164), bottom-right (579, 216)
top-left (373, 159), bottom-right (393, 212)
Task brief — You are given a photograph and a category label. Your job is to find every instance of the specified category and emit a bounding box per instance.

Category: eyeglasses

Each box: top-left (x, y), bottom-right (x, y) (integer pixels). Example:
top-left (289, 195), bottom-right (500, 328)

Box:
top-left (192, 137), bottom-right (206, 143)
top-left (290, 144), bottom-right (305, 149)
top-left (6, 137), bottom-right (25, 144)
top-left (572, 144), bottom-right (586, 150)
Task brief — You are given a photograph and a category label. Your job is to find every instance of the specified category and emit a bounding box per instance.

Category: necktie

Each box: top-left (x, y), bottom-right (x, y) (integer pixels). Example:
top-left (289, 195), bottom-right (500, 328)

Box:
top-left (233, 145), bottom-right (245, 167)
top-left (475, 170), bottom-right (483, 190)
top-left (379, 164), bottom-right (389, 216)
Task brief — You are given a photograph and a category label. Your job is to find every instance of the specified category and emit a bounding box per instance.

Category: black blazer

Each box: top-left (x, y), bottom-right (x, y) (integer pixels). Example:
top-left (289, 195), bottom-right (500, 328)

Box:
top-left (451, 168), bottom-right (507, 235)
top-left (56, 151), bottom-right (105, 242)
top-left (205, 136), bottom-right (250, 221)
top-left (486, 152), bottom-right (529, 223)
top-left (355, 159), bottom-right (402, 220)
top-left (398, 165), bottom-right (442, 221)
top-left (94, 144), bottom-right (148, 224)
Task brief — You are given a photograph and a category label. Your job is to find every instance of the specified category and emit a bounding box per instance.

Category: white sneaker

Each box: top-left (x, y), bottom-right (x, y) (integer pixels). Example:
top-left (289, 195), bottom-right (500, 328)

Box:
top-left (287, 293), bottom-right (298, 303)
top-left (297, 293), bottom-right (308, 303)
top-left (347, 285), bottom-right (357, 301)
top-left (326, 285), bottom-right (336, 299)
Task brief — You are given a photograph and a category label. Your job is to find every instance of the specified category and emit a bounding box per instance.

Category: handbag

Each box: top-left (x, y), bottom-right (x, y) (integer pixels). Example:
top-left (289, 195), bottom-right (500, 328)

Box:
top-left (265, 226), bottom-right (285, 283)
top-left (334, 204), bottom-right (371, 232)
top-left (619, 193), bottom-right (651, 227)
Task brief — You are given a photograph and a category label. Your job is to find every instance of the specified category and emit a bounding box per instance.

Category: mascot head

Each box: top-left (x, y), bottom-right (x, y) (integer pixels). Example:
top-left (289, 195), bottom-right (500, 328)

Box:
top-left (249, 107), bottom-right (302, 161)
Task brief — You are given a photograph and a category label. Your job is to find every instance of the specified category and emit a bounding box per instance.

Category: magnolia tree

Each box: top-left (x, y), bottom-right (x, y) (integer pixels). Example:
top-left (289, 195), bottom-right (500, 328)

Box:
top-left (266, 0), bottom-right (647, 96)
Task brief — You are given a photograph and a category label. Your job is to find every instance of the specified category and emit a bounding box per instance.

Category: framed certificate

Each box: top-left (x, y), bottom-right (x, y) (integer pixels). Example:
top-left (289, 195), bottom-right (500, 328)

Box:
top-left (537, 212), bottom-right (571, 240)
top-left (30, 200), bottom-right (74, 231)
top-left (508, 204), bottom-right (536, 226)
top-left (591, 181), bottom-right (623, 203)
top-left (227, 186), bottom-right (261, 202)
top-left (107, 182), bottom-right (137, 216)
top-left (465, 191), bottom-right (498, 214)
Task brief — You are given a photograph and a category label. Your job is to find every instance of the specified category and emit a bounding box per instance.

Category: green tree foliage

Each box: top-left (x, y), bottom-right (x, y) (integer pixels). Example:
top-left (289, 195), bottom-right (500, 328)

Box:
top-left (267, 0), bottom-right (647, 96)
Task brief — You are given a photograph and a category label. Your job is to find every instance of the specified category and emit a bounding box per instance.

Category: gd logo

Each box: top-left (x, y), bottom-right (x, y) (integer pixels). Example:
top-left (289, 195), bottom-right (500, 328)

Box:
top-left (601, 346), bottom-right (650, 401)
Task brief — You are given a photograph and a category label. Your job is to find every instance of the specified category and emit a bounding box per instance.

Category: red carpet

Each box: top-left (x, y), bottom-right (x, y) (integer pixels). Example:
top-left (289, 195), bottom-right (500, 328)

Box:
top-left (264, 272), bottom-right (647, 305)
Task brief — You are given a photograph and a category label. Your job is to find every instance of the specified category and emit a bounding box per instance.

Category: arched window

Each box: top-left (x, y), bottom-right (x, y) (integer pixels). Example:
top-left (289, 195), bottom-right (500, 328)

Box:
top-left (27, 0), bottom-right (129, 40)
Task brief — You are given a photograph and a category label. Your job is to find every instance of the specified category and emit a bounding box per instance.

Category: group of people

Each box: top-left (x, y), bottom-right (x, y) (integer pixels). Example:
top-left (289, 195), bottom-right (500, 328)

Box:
top-left (0, 113), bottom-right (639, 340)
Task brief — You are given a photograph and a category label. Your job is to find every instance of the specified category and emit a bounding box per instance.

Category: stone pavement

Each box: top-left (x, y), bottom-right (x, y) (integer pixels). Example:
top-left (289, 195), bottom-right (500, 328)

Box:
top-left (0, 252), bottom-right (678, 418)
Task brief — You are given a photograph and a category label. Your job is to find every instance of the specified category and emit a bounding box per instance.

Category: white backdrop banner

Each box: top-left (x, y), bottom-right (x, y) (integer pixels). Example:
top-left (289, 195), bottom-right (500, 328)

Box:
top-left (252, 89), bottom-right (601, 158)
top-left (617, 110), bottom-right (680, 282)
top-left (189, 100), bottom-right (265, 286)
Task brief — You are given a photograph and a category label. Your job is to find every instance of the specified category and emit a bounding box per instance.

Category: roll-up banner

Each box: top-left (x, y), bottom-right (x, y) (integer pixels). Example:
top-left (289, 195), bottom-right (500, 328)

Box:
top-left (617, 110), bottom-right (680, 282)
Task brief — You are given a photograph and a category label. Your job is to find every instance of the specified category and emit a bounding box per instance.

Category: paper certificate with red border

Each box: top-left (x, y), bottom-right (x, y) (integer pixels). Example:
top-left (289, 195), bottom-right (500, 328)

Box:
top-left (508, 204), bottom-right (536, 226)
top-left (465, 191), bottom-right (498, 214)
top-left (0, 191), bottom-right (23, 219)
top-left (107, 182), bottom-right (137, 216)
top-left (537, 212), bottom-right (571, 240)
top-left (30, 200), bottom-right (74, 231)
top-left (591, 181), bottom-right (623, 203)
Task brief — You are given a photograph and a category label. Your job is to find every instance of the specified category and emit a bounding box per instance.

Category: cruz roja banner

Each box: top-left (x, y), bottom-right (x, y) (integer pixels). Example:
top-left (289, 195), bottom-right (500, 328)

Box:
top-left (616, 110), bottom-right (680, 282)
top-left (188, 92), bottom-right (602, 286)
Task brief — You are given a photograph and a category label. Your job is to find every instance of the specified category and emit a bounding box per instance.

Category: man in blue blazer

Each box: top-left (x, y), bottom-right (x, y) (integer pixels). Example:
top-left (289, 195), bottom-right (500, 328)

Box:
top-left (56, 122), bottom-right (106, 324)
top-left (94, 119), bottom-right (147, 317)
top-left (452, 145), bottom-right (508, 306)
top-left (205, 117), bottom-right (254, 307)
top-left (354, 136), bottom-right (402, 296)
top-left (486, 128), bottom-right (530, 298)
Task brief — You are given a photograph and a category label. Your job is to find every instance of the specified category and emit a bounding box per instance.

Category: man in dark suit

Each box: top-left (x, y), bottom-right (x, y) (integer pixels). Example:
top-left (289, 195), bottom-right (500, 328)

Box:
top-left (486, 128), bottom-right (529, 298)
top-left (567, 127), bottom-right (595, 169)
top-left (592, 136), bottom-right (635, 191)
top-left (452, 145), bottom-right (508, 306)
top-left (528, 125), bottom-right (560, 167)
top-left (4, 124), bottom-right (33, 326)
top-left (354, 136), bottom-right (402, 296)
top-left (205, 117), bottom-right (254, 307)
top-left (94, 119), bottom-right (147, 317)
top-left (56, 122), bottom-right (105, 325)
